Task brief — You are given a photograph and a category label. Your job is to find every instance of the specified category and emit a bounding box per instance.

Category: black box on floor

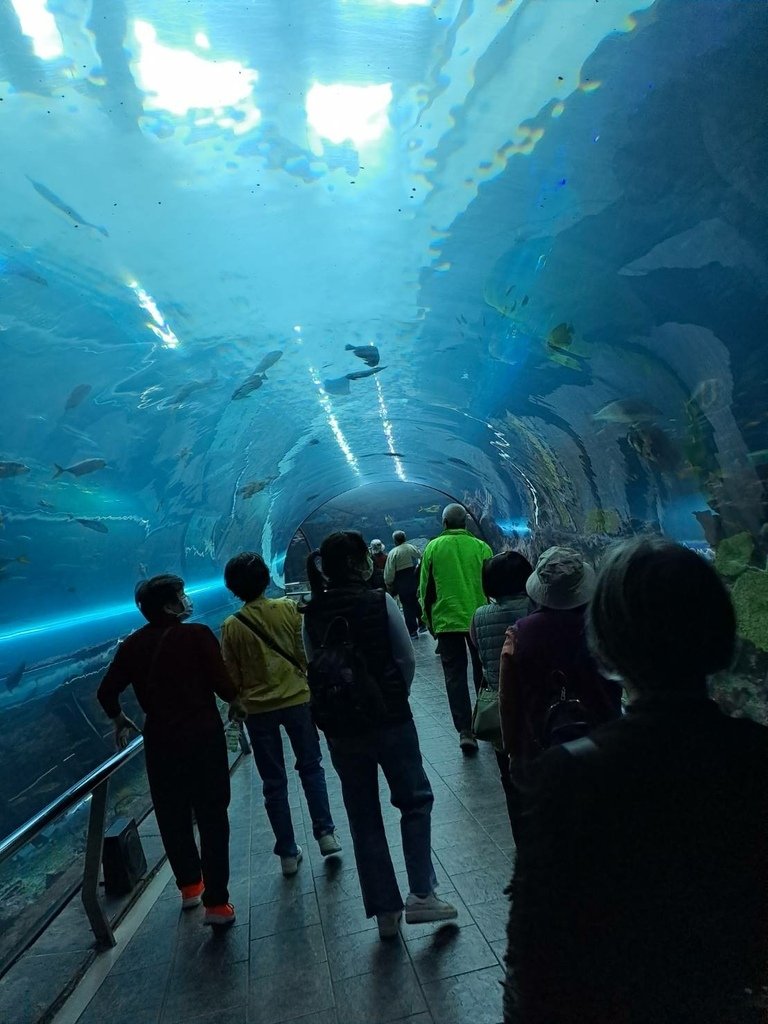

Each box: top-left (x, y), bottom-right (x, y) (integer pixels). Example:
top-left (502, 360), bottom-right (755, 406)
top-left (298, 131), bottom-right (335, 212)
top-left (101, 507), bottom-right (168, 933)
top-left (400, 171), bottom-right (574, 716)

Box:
top-left (102, 817), bottom-right (147, 896)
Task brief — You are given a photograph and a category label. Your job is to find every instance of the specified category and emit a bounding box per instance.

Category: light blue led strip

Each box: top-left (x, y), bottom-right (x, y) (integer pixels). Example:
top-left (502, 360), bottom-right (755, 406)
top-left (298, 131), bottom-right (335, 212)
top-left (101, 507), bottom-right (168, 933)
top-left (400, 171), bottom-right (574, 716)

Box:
top-left (0, 580), bottom-right (228, 645)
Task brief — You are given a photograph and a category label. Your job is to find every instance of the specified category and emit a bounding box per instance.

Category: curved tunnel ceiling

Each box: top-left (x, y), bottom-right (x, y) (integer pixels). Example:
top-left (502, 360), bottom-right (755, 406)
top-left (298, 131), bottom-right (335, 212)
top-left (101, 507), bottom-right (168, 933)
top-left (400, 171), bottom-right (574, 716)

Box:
top-left (1, 0), bottom-right (767, 621)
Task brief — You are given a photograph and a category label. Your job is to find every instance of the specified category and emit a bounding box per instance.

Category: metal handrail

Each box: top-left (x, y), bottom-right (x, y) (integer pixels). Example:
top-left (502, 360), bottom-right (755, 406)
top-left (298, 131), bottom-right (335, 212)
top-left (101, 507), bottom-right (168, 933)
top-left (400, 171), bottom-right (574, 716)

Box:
top-left (0, 736), bottom-right (144, 866)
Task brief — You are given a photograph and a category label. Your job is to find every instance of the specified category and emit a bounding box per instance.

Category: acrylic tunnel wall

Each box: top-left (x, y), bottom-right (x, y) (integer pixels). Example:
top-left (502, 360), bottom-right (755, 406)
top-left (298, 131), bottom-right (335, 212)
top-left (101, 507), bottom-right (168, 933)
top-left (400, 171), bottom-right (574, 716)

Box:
top-left (1, 0), bottom-right (767, 956)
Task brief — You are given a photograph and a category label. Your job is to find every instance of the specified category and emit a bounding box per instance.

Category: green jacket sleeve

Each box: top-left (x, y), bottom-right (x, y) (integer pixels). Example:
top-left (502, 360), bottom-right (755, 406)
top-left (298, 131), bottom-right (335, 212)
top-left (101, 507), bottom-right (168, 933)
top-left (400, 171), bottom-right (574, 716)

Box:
top-left (418, 542), bottom-right (432, 614)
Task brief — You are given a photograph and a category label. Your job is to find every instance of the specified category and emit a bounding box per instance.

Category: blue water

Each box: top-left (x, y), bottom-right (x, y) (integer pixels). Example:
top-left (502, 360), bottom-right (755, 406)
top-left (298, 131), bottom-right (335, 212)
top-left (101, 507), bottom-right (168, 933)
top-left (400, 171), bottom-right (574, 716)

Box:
top-left (1, 0), bottom-right (767, 843)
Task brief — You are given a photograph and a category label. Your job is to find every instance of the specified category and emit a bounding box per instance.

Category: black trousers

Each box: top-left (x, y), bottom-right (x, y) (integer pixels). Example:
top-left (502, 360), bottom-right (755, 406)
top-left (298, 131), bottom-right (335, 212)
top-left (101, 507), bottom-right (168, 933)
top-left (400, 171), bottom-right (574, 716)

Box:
top-left (144, 727), bottom-right (231, 907)
top-left (495, 749), bottom-right (522, 843)
top-left (393, 568), bottom-right (421, 636)
top-left (437, 632), bottom-right (484, 734)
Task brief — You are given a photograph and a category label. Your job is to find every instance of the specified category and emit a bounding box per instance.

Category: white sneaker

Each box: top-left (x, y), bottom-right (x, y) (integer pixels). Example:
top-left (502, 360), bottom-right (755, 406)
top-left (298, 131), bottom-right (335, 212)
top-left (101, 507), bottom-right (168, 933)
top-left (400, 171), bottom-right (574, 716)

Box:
top-left (459, 730), bottom-right (479, 753)
top-left (280, 845), bottom-right (303, 877)
top-left (318, 832), bottom-right (342, 857)
top-left (405, 893), bottom-right (458, 924)
top-left (377, 910), bottom-right (402, 939)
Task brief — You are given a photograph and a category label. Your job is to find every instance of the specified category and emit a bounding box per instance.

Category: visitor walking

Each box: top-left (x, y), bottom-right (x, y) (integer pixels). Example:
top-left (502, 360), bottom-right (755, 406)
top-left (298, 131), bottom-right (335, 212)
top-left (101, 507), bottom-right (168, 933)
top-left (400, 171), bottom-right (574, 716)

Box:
top-left (384, 530), bottom-right (423, 638)
top-left (419, 503), bottom-right (492, 752)
top-left (469, 550), bottom-right (533, 831)
top-left (221, 552), bottom-right (340, 877)
top-left (97, 575), bottom-right (237, 926)
top-left (504, 537), bottom-right (768, 1024)
top-left (303, 531), bottom-right (457, 939)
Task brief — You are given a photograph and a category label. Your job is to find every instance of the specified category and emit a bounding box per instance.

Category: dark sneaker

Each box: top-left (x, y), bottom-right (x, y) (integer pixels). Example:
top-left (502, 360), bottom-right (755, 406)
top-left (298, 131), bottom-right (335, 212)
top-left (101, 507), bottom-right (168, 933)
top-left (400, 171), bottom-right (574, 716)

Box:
top-left (459, 730), bottom-right (479, 753)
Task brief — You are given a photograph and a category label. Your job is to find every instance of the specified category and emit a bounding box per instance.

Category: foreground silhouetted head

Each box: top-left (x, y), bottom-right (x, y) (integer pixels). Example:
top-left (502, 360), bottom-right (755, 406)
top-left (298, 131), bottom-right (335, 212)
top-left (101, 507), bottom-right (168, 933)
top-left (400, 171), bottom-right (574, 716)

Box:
top-left (392, 530), bottom-right (406, 545)
top-left (135, 574), bottom-right (186, 623)
top-left (482, 551), bottom-right (534, 600)
top-left (588, 537), bottom-right (735, 692)
top-left (224, 552), bottom-right (270, 602)
top-left (307, 531), bottom-right (371, 596)
top-left (442, 503), bottom-right (467, 530)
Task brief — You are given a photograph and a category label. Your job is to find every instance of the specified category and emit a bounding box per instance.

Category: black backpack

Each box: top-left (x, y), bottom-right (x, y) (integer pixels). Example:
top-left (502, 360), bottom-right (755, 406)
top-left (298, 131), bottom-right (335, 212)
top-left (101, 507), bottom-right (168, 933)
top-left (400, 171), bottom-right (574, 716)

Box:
top-left (307, 615), bottom-right (387, 736)
top-left (538, 669), bottom-right (593, 749)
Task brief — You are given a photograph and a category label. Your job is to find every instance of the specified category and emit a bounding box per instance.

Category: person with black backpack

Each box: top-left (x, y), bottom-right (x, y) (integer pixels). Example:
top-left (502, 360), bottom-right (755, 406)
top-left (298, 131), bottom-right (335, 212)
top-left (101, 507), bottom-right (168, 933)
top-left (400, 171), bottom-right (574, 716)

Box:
top-left (302, 531), bottom-right (457, 940)
top-left (498, 547), bottom-right (621, 839)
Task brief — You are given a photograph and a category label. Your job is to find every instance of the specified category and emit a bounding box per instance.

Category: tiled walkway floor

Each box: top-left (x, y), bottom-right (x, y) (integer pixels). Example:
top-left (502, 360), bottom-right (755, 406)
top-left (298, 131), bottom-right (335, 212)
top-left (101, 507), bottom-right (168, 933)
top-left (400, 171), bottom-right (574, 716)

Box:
top-left (74, 642), bottom-right (513, 1024)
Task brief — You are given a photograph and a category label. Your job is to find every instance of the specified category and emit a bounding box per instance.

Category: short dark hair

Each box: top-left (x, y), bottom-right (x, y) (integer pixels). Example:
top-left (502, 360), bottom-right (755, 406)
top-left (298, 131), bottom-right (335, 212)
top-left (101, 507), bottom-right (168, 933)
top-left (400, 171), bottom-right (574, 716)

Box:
top-left (135, 574), bottom-right (184, 623)
top-left (393, 531), bottom-right (406, 545)
top-left (588, 537), bottom-right (736, 690)
top-left (482, 551), bottom-right (533, 599)
top-left (224, 552), bottom-right (270, 602)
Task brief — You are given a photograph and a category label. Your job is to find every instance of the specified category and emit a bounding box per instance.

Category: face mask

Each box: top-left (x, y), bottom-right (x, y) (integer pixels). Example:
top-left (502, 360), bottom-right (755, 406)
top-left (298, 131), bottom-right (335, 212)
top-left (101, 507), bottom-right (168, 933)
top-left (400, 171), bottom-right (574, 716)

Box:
top-left (179, 593), bottom-right (193, 619)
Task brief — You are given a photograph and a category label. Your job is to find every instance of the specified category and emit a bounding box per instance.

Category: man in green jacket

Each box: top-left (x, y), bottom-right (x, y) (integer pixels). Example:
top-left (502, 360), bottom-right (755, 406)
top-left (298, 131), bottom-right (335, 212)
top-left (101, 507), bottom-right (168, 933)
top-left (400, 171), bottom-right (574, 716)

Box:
top-left (419, 504), bottom-right (493, 752)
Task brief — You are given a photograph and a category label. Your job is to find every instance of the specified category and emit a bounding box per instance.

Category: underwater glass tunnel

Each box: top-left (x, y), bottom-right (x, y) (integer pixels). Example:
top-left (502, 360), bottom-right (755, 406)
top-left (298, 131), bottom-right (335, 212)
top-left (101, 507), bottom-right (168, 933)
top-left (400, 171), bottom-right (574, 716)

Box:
top-left (0, 0), bottom-right (767, 960)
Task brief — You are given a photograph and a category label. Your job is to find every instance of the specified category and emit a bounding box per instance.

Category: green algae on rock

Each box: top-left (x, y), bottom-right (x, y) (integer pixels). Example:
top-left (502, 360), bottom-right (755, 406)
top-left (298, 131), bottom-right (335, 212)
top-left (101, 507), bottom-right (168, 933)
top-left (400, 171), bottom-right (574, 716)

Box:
top-left (715, 532), bottom-right (754, 578)
top-left (731, 568), bottom-right (768, 652)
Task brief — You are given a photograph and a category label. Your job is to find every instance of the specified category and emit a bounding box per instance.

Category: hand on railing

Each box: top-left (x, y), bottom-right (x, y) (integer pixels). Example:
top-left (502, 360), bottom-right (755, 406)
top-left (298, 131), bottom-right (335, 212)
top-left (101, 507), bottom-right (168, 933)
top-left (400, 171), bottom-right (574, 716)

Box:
top-left (112, 712), bottom-right (141, 750)
top-left (228, 700), bottom-right (248, 724)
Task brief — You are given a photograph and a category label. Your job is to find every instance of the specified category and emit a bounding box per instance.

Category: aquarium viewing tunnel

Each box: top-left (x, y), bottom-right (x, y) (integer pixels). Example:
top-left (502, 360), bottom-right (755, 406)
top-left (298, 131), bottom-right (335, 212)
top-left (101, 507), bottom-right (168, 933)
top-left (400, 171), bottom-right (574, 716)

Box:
top-left (1, 0), bottom-right (767, 1002)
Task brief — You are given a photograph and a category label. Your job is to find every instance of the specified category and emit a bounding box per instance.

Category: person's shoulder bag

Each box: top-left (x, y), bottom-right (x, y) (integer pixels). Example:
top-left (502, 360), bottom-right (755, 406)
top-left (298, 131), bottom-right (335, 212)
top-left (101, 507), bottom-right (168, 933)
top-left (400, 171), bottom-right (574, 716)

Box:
top-left (234, 612), bottom-right (306, 676)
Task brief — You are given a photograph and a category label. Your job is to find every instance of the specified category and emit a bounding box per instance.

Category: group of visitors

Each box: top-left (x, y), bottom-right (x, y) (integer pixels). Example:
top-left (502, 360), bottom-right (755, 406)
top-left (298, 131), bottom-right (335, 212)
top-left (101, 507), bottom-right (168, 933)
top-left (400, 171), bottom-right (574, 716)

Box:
top-left (97, 505), bottom-right (768, 1023)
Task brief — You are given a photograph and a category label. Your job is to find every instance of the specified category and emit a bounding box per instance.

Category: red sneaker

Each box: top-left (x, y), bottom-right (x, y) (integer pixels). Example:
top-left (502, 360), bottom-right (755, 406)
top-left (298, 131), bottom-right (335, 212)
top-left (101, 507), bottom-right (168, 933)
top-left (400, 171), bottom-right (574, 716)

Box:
top-left (203, 903), bottom-right (236, 927)
top-left (180, 880), bottom-right (204, 909)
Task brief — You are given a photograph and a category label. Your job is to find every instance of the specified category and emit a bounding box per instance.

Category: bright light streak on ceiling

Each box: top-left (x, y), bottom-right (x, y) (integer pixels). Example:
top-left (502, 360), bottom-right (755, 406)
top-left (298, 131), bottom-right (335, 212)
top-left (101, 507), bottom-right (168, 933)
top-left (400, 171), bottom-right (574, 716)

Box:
top-left (127, 279), bottom-right (181, 349)
top-left (11, 0), bottom-right (63, 59)
top-left (131, 20), bottom-right (260, 130)
top-left (374, 377), bottom-right (407, 482)
top-left (306, 82), bottom-right (392, 147)
top-left (308, 367), bottom-right (361, 475)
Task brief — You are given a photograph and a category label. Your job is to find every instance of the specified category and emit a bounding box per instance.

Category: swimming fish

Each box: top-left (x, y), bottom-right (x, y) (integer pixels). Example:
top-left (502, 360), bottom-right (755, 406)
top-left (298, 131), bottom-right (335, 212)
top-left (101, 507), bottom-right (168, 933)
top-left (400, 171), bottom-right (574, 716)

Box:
top-left (4, 662), bottom-right (25, 692)
top-left (231, 373), bottom-right (266, 400)
top-left (53, 458), bottom-right (107, 478)
top-left (27, 177), bottom-right (109, 237)
top-left (547, 322), bottom-right (574, 350)
top-left (626, 425), bottom-right (681, 472)
top-left (0, 461), bottom-right (30, 478)
top-left (447, 457), bottom-right (472, 469)
top-left (0, 555), bottom-right (30, 570)
top-left (38, 499), bottom-right (55, 509)
top-left (0, 255), bottom-right (47, 286)
top-left (346, 366), bottom-right (386, 381)
top-left (75, 518), bottom-right (109, 534)
top-left (384, 514), bottom-right (394, 528)
top-left (308, 438), bottom-right (320, 446)
top-left (419, 505), bottom-right (441, 514)
top-left (255, 351), bottom-right (283, 374)
top-left (593, 399), bottom-right (661, 425)
top-left (238, 479), bottom-right (273, 499)
top-left (168, 372), bottom-right (217, 407)
top-left (345, 344), bottom-right (380, 368)
top-left (64, 384), bottom-right (92, 411)
top-left (323, 376), bottom-right (351, 396)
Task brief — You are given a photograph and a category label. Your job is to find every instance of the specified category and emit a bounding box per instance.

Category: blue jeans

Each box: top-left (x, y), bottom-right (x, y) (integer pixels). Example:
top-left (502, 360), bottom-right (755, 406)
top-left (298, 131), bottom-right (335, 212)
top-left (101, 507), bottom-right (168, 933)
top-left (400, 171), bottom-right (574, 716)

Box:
top-left (246, 702), bottom-right (335, 857)
top-left (329, 719), bottom-right (436, 917)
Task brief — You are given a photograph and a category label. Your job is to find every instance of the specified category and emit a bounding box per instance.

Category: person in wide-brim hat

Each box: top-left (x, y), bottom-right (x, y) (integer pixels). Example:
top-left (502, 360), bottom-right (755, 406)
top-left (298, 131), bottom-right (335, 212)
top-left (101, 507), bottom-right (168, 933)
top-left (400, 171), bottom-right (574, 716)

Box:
top-left (525, 546), bottom-right (596, 610)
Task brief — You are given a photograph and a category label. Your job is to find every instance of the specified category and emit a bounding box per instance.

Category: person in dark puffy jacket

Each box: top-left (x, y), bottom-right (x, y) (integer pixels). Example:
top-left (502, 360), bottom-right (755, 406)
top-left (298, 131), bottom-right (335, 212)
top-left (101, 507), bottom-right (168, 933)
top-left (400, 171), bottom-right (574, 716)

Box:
top-left (302, 531), bottom-right (457, 940)
top-left (469, 551), bottom-right (533, 832)
top-left (504, 538), bottom-right (768, 1024)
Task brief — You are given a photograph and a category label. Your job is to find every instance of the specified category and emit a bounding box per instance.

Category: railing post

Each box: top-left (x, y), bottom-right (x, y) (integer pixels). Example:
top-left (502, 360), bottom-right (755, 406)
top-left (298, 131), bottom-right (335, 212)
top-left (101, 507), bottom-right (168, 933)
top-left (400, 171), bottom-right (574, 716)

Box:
top-left (81, 779), bottom-right (115, 948)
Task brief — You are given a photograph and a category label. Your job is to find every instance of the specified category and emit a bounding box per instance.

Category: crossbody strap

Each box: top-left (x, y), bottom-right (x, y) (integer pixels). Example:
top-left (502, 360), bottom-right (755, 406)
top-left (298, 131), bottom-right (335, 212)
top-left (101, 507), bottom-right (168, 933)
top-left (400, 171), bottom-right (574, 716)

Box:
top-left (234, 612), bottom-right (306, 676)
